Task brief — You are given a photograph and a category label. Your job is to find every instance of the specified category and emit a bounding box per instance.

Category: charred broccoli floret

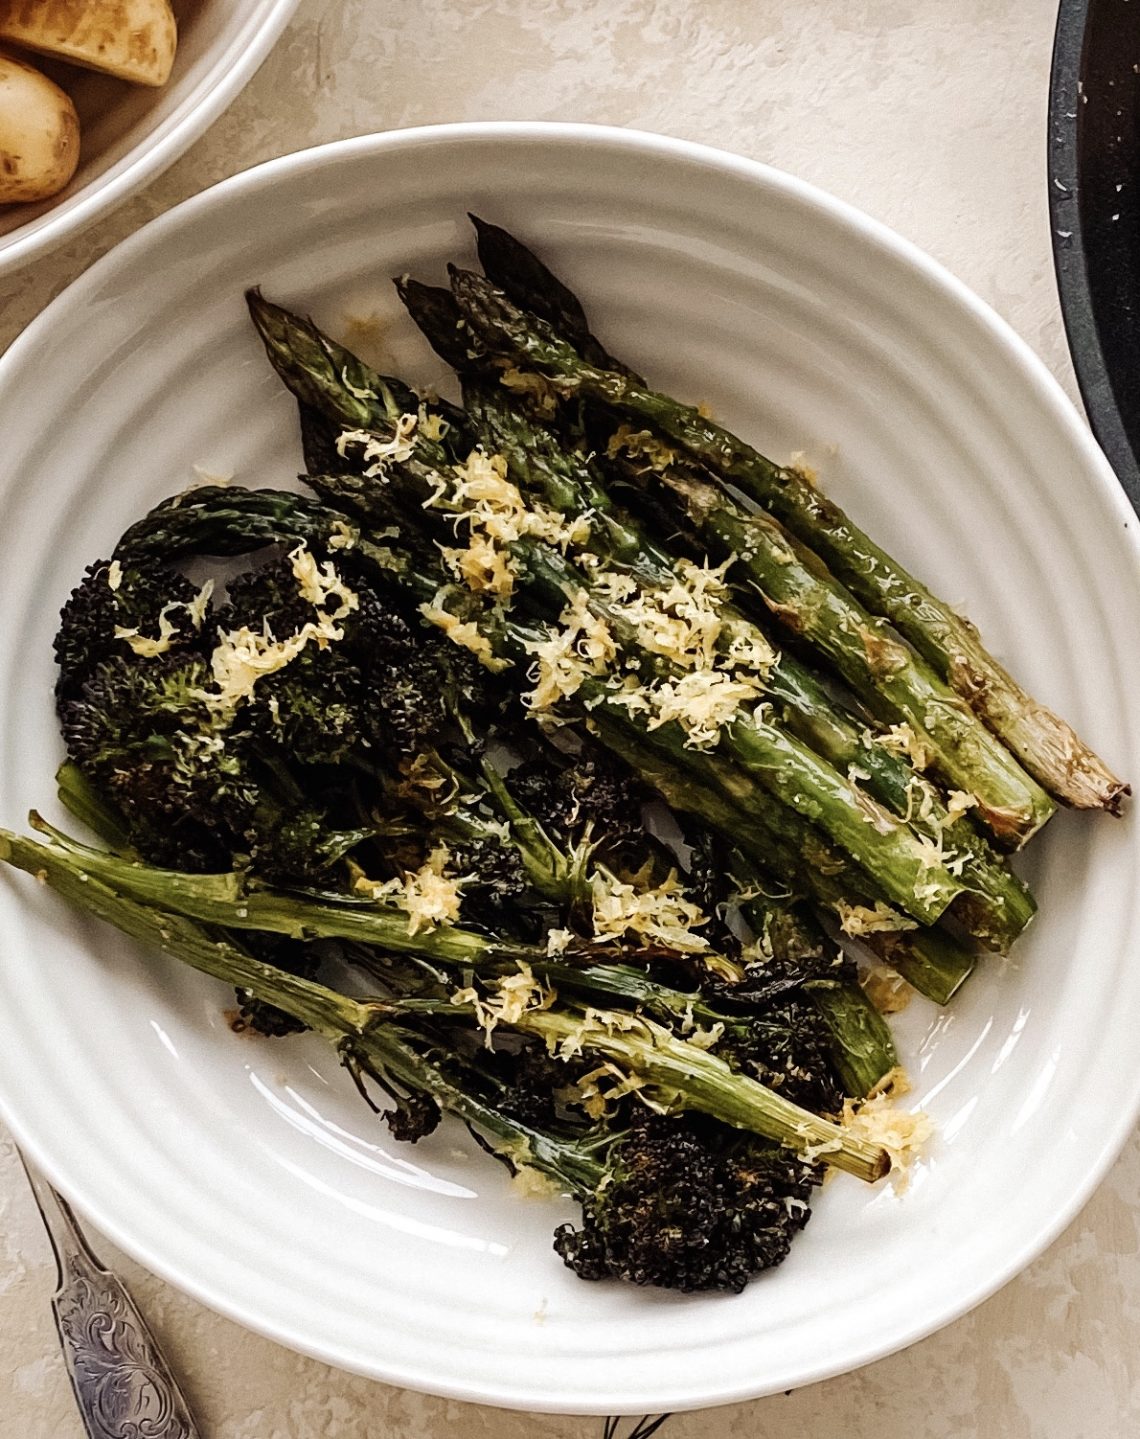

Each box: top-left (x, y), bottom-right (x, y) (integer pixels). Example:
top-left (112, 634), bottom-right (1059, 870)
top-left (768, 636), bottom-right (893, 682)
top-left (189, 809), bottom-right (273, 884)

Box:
top-left (725, 999), bottom-right (847, 1114)
top-left (59, 647), bottom-right (369, 885)
top-left (221, 550), bottom-right (498, 764)
top-left (472, 1037), bottom-right (599, 1131)
top-left (382, 1089), bottom-right (442, 1143)
top-left (54, 558), bottom-right (207, 712)
top-left (510, 750), bottom-right (646, 853)
top-left (59, 654), bottom-right (249, 870)
top-left (241, 801), bottom-right (372, 887)
top-left (443, 834), bottom-right (530, 931)
top-left (244, 650), bottom-right (364, 767)
top-left (234, 932), bottom-right (323, 1037)
top-left (504, 744), bottom-right (681, 890)
top-left (553, 1111), bottom-right (819, 1293)
top-left (349, 593), bottom-right (502, 756)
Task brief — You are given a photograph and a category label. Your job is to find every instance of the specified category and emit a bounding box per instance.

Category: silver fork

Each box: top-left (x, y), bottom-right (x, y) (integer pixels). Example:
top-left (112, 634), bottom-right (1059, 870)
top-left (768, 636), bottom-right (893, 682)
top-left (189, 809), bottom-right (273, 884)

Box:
top-left (19, 1151), bottom-right (201, 1439)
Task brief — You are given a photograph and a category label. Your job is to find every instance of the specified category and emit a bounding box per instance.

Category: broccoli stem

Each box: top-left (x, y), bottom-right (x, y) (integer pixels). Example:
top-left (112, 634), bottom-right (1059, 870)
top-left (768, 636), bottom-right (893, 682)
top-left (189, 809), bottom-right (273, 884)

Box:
top-left (725, 848), bottom-right (897, 1096)
top-left (13, 828), bottom-right (608, 1192)
top-left (477, 759), bottom-right (594, 909)
top-left (0, 825), bottom-right (888, 1182)
top-left (501, 955), bottom-right (893, 1099)
top-left (502, 1006), bottom-right (887, 1181)
top-left (19, 815), bottom-right (537, 967)
top-left (55, 761), bottom-right (132, 852)
top-left (114, 485), bottom-right (391, 571)
top-left (21, 814), bottom-right (746, 998)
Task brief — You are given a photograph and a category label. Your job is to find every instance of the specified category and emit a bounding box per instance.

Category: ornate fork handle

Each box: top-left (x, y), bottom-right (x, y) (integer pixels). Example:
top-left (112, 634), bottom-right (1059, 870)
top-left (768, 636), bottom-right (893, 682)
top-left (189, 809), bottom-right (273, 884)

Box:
top-left (20, 1153), bottom-right (201, 1439)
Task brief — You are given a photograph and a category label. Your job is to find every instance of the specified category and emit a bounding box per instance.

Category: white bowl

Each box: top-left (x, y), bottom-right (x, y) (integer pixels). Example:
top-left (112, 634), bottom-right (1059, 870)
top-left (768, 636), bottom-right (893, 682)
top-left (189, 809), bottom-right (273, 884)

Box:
top-left (0, 0), bottom-right (298, 276)
top-left (0, 123), bottom-right (1138, 1414)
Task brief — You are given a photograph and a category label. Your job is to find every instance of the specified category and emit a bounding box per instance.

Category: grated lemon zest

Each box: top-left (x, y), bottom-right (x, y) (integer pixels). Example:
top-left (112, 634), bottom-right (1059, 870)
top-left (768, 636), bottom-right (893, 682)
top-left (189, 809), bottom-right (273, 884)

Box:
top-left (840, 1067), bottom-right (932, 1192)
top-left (590, 865), bottom-right (709, 952)
top-left (420, 599), bottom-right (510, 672)
top-left (500, 367), bottom-right (560, 418)
top-left (613, 669), bottom-right (765, 749)
top-left (524, 589), bottom-right (617, 710)
top-left (417, 406), bottom-right (449, 442)
top-left (835, 900), bottom-right (918, 937)
top-left (607, 424), bottom-right (678, 471)
top-left (115, 602), bottom-right (184, 657)
top-left (874, 722), bottom-right (932, 771)
top-left (205, 618), bottom-right (343, 711)
top-left (289, 545), bottom-right (357, 617)
top-left (450, 962), bottom-right (555, 1044)
top-left (356, 844), bottom-right (467, 935)
top-left (336, 412), bottom-right (419, 473)
top-left (861, 965), bottom-right (912, 1014)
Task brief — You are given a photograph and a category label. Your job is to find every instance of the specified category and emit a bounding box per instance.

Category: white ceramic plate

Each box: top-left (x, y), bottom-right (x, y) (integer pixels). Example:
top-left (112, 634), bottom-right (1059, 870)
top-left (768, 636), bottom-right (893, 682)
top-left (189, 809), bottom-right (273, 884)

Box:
top-left (0, 0), bottom-right (299, 276)
top-left (0, 124), bottom-right (1138, 1415)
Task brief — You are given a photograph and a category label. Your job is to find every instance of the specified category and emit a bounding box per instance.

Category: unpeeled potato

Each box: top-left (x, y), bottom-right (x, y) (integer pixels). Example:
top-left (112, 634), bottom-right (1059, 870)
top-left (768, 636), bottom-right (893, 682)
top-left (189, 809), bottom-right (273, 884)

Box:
top-left (0, 50), bottom-right (79, 203)
top-left (0, 0), bottom-right (177, 88)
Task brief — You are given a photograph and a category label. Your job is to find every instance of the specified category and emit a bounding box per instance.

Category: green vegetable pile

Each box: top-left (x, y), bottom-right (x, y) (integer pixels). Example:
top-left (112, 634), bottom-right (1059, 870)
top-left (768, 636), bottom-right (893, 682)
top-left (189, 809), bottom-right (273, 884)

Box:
top-left (0, 218), bottom-right (1126, 1293)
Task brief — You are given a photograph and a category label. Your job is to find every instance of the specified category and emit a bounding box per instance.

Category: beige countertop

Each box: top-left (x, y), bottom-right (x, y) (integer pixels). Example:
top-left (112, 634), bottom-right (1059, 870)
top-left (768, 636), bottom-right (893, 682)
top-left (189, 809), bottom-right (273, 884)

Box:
top-left (2, 1), bottom-right (1137, 1435)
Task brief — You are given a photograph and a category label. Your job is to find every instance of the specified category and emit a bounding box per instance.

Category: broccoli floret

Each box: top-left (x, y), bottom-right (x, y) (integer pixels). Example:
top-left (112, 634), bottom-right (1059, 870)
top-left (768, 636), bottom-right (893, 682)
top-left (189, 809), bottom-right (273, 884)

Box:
top-left (725, 999), bottom-right (847, 1114)
top-left (234, 932), bottom-right (322, 1037)
top-left (60, 650), bottom-right (369, 884)
top-left (511, 751), bottom-right (642, 843)
top-left (383, 1090), bottom-right (442, 1142)
top-left (714, 931), bottom-right (855, 1012)
top-left (59, 654), bottom-right (250, 870)
top-left (214, 556), bottom-right (369, 766)
top-left (243, 802), bottom-right (372, 887)
top-left (55, 559), bottom-right (206, 711)
top-left (245, 651), bottom-right (364, 767)
top-left (478, 1038), bottom-right (588, 1130)
top-left (220, 552), bottom-right (497, 765)
top-left (220, 555), bottom-right (325, 638)
top-left (346, 571), bottom-right (502, 754)
top-left (553, 1111), bottom-right (819, 1293)
top-left (55, 545), bottom-right (467, 886)
top-left (443, 834), bottom-right (530, 931)
top-left (677, 829), bottom-right (745, 968)
top-left (506, 747), bottom-right (660, 886)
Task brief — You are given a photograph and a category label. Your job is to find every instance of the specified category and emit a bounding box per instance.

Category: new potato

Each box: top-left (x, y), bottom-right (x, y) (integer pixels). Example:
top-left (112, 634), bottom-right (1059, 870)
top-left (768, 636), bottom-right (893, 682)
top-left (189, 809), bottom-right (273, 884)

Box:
top-left (0, 0), bottom-right (177, 88)
top-left (0, 50), bottom-right (79, 203)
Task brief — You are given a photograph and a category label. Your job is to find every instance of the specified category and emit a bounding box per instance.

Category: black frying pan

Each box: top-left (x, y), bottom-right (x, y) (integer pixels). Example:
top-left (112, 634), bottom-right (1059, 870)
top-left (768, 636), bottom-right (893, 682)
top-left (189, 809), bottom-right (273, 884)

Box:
top-left (1050, 0), bottom-right (1140, 509)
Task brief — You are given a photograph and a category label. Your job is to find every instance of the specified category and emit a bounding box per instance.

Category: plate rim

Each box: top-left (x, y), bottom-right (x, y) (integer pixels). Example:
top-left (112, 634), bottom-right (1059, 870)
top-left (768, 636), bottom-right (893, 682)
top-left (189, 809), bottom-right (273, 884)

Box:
top-left (2, 120), bottom-right (1139, 1412)
top-left (0, 0), bottom-right (301, 278)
